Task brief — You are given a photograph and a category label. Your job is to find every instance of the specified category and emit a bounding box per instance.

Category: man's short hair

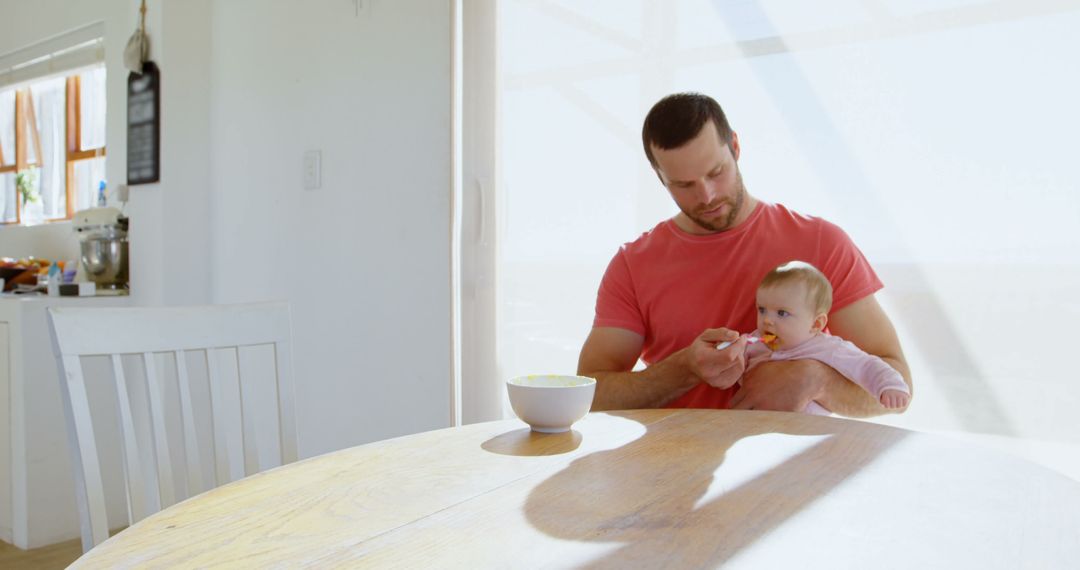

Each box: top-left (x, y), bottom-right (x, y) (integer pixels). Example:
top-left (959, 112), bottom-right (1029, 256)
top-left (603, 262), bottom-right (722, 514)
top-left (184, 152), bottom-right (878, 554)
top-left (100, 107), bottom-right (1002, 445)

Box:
top-left (759, 260), bottom-right (834, 315)
top-left (642, 92), bottom-right (735, 168)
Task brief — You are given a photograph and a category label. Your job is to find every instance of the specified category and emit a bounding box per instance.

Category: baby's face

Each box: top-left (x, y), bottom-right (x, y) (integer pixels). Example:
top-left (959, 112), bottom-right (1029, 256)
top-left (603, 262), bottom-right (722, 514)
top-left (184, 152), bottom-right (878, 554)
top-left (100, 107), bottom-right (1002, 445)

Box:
top-left (756, 282), bottom-right (823, 349)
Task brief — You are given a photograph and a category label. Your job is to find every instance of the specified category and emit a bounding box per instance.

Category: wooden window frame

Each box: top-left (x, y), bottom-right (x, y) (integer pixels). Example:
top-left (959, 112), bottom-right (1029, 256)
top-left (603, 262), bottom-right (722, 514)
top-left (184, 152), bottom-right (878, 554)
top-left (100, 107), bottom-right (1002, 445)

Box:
top-left (0, 71), bottom-right (106, 225)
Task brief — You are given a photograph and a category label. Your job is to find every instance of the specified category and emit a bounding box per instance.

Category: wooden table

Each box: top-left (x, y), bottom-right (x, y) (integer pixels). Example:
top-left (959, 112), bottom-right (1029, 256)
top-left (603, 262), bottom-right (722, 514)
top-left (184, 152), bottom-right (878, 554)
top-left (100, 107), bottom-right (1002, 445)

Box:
top-left (73, 410), bottom-right (1080, 568)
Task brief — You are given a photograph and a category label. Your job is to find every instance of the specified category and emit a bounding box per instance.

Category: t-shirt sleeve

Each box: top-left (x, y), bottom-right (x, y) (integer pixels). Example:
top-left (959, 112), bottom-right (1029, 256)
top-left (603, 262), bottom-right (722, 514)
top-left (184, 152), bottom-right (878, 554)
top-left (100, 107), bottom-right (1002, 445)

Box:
top-left (816, 220), bottom-right (883, 312)
top-left (592, 248), bottom-right (646, 335)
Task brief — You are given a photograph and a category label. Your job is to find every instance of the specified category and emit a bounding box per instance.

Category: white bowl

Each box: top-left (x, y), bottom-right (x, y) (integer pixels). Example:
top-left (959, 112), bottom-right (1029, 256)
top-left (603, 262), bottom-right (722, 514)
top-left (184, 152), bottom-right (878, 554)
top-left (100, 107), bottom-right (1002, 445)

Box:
top-left (506, 374), bottom-right (597, 433)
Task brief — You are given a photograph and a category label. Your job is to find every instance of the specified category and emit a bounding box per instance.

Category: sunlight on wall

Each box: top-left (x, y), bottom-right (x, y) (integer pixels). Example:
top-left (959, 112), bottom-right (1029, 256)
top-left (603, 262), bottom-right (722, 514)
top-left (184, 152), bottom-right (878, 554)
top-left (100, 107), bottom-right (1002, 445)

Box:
top-left (495, 0), bottom-right (1080, 451)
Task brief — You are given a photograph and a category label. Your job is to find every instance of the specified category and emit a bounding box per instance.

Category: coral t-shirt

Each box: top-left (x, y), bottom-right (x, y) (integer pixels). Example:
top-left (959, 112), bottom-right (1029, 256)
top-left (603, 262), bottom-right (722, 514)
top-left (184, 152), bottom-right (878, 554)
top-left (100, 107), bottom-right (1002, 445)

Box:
top-left (592, 201), bottom-right (883, 409)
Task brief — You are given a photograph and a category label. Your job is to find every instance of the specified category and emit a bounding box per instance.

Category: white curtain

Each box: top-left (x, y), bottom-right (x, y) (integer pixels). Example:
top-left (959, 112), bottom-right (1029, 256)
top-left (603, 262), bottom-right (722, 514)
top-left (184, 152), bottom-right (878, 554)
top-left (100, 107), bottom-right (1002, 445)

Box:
top-left (74, 157), bottom-right (106, 211)
top-left (0, 88), bottom-right (14, 222)
top-left (29, 76), bottom-right (66, 221)
top-left (74, 66), bottom-right (107, 211)
top-left (0, 174), bottom-right (13, 223)
top-left (80, 67), bottom-right (106, 151)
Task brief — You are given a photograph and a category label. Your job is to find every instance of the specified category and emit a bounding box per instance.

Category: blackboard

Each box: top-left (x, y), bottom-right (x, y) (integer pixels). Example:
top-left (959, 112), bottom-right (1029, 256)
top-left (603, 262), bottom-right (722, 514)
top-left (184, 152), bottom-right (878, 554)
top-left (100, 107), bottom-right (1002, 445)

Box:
top-left (127, 61), bottom-right (160, 185)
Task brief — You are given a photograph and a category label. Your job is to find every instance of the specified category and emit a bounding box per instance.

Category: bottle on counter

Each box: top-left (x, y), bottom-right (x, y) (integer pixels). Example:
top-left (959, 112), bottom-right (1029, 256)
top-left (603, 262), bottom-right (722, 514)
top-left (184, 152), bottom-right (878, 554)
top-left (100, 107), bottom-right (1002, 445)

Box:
top-left (47, 262), bottom-right (63, 296)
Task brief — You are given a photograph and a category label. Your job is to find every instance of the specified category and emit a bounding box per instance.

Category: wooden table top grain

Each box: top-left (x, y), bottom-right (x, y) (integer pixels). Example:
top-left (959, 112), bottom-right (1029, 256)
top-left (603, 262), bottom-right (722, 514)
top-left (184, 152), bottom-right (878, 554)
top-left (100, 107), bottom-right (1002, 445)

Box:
top-left (72, 410), bottom-right (1080, 568)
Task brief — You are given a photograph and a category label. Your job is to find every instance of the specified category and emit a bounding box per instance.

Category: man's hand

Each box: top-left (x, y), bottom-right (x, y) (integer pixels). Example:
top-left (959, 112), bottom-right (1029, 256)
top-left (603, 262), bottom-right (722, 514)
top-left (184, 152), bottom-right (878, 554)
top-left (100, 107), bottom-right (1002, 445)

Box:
top-left (580, 326), bottom-right (749, 410)
top-left (687, 328), bottom-right (747, 389)
top-left (730, 359), bottom-right (830, 411)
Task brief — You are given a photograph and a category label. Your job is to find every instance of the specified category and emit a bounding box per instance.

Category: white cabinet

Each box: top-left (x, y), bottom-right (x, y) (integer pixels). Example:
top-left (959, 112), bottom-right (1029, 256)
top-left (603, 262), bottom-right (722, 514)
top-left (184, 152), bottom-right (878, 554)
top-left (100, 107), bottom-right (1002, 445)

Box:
top-left (0, 294), bottom-right (130, 548)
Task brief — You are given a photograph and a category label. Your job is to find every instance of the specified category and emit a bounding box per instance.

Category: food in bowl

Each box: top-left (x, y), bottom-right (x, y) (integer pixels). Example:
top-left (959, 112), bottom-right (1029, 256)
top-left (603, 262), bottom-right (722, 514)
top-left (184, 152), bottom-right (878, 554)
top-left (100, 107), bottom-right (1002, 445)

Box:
top-left (506, 374), bottom-right (596, 433)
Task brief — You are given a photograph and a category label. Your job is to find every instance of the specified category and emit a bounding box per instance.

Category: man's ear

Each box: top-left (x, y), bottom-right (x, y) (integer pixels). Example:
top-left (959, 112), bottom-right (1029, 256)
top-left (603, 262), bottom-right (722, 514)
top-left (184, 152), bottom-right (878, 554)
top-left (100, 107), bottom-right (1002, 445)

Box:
top-left (730, 131), bottom-right (741, 161)
top-left (812, 312), bottom-right (828, 333)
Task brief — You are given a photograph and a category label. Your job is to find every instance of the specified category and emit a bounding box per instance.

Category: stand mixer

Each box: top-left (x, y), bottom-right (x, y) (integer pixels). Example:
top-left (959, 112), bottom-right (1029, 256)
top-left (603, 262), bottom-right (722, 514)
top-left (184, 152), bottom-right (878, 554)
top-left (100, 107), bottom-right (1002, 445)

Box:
top-left (73, 207), bottom-right (129, 292)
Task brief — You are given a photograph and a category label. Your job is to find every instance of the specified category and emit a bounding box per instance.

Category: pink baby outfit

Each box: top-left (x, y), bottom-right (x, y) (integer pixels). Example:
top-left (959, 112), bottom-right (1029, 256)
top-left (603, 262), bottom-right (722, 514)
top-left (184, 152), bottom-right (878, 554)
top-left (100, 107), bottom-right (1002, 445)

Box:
top-left (745, 331), bottom-right (909, 415)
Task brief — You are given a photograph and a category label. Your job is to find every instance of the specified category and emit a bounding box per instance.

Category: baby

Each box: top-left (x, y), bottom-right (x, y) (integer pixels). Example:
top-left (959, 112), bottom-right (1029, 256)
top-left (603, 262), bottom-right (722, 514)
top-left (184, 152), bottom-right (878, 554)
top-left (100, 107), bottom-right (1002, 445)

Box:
top-left (741, 260), bottom-right (910, 414)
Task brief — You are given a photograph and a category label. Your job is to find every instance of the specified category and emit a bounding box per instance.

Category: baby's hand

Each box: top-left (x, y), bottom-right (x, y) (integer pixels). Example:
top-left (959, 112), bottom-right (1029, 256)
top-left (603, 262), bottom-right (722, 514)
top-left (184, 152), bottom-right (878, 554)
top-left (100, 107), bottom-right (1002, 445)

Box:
top-left (879, 389), bottom-right (910, 409)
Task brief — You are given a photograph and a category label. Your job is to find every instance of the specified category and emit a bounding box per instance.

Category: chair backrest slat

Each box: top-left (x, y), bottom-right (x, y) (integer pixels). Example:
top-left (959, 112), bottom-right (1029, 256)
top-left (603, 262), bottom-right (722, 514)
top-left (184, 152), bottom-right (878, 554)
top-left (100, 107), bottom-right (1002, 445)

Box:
top-left (47, 302), bottom-right (298, 552)
top-left (109, 354), bottom-right (150, 522)
top-left (275, 342), bottom-right (299, 464)
top-left (238, 347), bottom-right (262, 475)
top-left (207, 347), bottom-right (247, 484)
top-left (142, 352), bottom-right (176, 509)
top-left (174, 350), bottom-right (206, 496)
top-left (57, 354), bottom-right (110, 552)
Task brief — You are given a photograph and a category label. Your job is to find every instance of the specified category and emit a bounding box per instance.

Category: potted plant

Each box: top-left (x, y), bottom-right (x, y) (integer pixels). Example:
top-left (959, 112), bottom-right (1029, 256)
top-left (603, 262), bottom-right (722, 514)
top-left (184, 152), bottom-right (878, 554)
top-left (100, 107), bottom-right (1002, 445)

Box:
top-left (15, 168), bottom-right (40, 206)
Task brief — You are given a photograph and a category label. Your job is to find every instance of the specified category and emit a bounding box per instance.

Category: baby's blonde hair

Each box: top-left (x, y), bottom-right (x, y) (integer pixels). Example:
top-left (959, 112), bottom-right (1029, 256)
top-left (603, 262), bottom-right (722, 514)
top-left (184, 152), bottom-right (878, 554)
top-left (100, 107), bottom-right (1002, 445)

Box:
top-left (759, 260), bottom-right (833, 315)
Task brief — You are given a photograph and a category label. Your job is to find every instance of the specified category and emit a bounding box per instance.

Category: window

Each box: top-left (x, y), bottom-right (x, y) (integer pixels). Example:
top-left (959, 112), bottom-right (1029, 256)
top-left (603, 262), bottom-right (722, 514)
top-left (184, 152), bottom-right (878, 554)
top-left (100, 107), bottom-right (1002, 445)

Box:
top-left (0, 66), bottom-right (106, 225)
top-left (459, 1), bottom-right (1080, 478)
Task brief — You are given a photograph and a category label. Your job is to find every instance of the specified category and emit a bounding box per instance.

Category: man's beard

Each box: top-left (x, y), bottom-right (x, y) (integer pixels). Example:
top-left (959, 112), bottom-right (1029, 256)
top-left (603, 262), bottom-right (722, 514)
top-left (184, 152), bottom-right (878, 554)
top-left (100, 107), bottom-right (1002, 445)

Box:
top-left (683, 170), bottom-right (747, 232)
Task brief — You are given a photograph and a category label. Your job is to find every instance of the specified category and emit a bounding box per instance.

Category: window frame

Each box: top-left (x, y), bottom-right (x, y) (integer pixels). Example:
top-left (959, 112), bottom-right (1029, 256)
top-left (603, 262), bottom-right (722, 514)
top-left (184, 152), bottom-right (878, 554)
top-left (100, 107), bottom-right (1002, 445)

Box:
top-left (0, 70), bottom-right (106, 225)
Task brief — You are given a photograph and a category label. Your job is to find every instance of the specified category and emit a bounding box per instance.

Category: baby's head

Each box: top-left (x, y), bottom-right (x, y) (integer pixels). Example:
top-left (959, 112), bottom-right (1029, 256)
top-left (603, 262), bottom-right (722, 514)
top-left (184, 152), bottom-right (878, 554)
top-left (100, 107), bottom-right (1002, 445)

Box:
top-left (756, 261), bottom-right (833, 349)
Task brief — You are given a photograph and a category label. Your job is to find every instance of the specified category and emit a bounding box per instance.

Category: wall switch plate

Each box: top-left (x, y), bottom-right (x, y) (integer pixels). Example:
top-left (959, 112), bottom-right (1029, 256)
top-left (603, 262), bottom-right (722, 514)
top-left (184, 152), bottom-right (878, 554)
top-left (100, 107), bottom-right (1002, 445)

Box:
top-left (304, 150), bottom-right (322, 190)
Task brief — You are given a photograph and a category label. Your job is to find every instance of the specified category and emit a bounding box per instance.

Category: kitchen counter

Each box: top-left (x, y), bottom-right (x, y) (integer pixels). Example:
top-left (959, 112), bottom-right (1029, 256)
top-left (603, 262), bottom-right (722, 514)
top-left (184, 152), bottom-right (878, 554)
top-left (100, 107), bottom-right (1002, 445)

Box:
top-left (0, 294), bottom-right (131, 548)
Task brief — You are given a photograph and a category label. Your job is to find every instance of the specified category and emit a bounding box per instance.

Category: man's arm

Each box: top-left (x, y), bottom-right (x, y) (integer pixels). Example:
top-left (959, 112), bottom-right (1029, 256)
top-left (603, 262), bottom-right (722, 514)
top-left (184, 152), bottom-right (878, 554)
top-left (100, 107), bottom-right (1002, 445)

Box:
top-left (731, 294), bottom-right (911, 417)
top-left (578, 326), bottom-right (746, 411)
top-left (823, 294), bottom-right (911, 415)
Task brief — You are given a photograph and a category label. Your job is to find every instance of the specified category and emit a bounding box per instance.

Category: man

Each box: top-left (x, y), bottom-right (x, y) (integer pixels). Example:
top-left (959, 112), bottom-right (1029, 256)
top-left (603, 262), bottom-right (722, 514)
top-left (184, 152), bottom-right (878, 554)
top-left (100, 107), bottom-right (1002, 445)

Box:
top-left (578, 93), bottom-right (910, 416)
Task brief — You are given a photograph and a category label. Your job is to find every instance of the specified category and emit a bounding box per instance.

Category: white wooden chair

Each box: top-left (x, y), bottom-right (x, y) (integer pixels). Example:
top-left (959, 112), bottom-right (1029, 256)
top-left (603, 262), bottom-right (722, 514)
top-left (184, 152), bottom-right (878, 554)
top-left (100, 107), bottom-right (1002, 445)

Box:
top-left (47, 302), bottom-right (298, 552)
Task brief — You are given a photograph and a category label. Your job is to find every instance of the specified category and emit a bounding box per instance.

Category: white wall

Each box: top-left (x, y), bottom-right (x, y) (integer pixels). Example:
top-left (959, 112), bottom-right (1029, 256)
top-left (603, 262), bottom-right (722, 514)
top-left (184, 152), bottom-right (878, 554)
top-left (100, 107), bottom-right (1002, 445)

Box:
top-left (1, 0), bottom-right (454, 459)
top-left (129, 0), bottom-right (214, 307)
top-left (206, 0), bottom-right (454, 454)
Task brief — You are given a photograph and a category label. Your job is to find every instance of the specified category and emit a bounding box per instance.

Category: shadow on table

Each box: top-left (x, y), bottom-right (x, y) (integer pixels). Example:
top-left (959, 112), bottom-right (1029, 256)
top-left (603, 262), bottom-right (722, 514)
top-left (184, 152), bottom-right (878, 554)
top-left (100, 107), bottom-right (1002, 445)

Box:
top-left (482, 428), bottom-right (585, 456)
top-left (522, 410), bottom-right (907, 568)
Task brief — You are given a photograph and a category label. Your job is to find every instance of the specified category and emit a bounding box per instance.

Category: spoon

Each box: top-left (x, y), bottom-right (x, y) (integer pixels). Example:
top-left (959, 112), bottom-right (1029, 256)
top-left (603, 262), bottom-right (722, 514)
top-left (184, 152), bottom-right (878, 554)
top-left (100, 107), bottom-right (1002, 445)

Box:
top-left (716, 333), bottom-right (776, 351)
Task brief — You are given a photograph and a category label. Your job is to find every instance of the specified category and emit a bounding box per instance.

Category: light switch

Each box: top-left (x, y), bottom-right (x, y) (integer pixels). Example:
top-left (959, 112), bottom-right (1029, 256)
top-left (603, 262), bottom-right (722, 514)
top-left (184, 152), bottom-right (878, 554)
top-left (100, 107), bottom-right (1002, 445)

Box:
top-left (304, 150), bottom-right (321, 190)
